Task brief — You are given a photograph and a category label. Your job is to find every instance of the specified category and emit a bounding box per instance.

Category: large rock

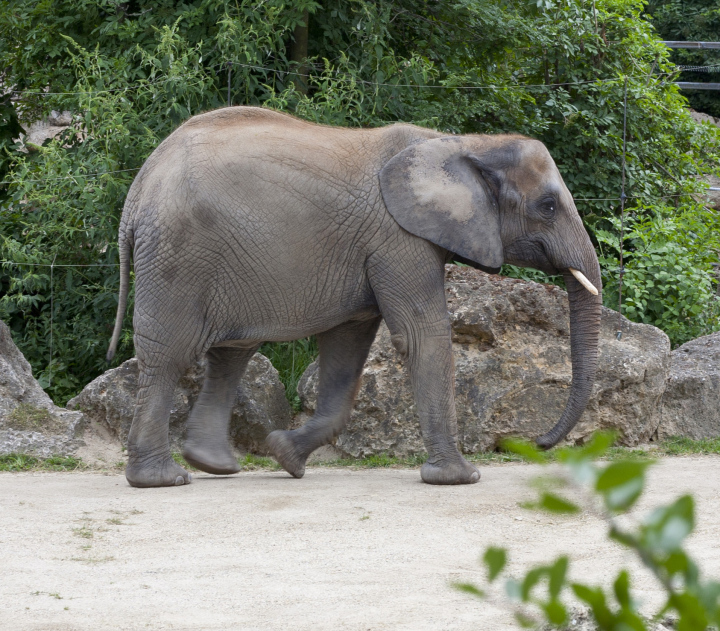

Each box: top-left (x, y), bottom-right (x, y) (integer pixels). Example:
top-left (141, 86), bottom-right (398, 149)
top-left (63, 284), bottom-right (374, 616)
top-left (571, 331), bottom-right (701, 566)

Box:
top-left (298, 265), bottom-right (670, 456)
top-left (659, 332), bottom-right (720, 440)
top-left (68, 354), bottom-right (293, 454)
top-left (0, 321), bottom-right (85, 457)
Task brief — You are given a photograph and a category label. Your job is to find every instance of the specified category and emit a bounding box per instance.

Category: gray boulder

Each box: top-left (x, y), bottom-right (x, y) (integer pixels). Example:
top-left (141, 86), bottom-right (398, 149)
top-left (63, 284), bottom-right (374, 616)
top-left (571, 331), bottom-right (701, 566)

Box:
top-left (0, 321), bottom-right (85, 457)
top-left (299, 265), bottom-right (670, 457)
top-left (68, 354), bottom-right (293, 454)
top-left (659, 332), bottom-right (720, 440)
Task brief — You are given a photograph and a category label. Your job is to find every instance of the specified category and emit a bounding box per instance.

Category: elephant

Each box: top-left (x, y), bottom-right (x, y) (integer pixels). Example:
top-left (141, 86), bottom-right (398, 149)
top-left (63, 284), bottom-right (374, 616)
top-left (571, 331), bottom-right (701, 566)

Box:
top-left (106, 105), bottom-right (601, 488)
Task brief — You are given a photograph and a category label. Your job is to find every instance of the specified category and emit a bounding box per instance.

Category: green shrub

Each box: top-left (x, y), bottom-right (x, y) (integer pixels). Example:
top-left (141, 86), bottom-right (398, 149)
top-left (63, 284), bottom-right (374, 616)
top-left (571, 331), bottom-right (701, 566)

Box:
top-left (597, 203), bottom-right (720, 346)
top-left (457, 433), bottom-right (720, 629)
top-left (0, 0), bottom-right (719, 402)
top-left (259, 338), bottom-right (318, 411)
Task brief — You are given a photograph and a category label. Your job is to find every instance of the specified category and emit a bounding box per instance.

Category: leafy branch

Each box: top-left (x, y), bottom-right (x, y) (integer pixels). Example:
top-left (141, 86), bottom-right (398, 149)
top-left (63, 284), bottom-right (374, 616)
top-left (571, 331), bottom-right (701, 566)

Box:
top-left (456, 432), bottom-right (720, 630)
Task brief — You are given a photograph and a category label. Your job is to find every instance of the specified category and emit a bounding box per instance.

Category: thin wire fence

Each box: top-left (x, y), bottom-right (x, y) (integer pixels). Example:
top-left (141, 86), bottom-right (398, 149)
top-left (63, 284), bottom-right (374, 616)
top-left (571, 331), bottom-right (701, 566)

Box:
top-left (6, 56), bottom-right (688, 99)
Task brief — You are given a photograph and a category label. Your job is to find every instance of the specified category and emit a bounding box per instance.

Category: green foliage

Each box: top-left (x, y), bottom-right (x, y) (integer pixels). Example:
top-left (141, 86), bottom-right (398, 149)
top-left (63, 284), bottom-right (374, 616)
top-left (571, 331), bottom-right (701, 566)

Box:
top-left (1, 436), bottom-right (719, 476)
top-left (259, 338), bottom-right (318, 411)
top-left (457, 432), bottom-right (720, 630)
top-left (0, 0), bottom-right (719, 402)
top-left (5, 403), bottom-right (61, 433)
top-left (597, 203), bottom-right (720, 346)
top-left (660, 436), bottom-right (720, 456)
top-left (0, 93), bottom-right (24, 194)
top-left (239, 454), bottom-right (283, 471)
top-left (0, 453), bottom-right (84, 472)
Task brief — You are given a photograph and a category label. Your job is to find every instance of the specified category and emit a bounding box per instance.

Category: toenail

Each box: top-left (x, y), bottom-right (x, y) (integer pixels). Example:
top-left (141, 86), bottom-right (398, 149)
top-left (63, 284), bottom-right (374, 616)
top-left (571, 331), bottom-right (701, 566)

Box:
top-left (174, 476), bottom-right (185, 486)
top-left (470, 471), bottom-right (480, 483)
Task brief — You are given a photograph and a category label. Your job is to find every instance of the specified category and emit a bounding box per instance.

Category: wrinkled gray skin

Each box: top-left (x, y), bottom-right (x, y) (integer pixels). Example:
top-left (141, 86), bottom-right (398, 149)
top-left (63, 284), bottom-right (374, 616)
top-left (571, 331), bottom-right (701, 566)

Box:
top-left (107, 106), bottom-right (602, 488)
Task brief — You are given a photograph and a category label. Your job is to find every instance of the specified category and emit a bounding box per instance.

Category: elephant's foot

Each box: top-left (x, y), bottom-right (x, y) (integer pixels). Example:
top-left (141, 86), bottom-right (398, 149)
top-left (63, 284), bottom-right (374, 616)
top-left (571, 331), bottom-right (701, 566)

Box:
top-left (182, 442), bottom-right (241, 476)
top-left (126, 453), bottom-right (192, 488)
top-left (420, 456), bottom-right (480, 485)
top-left (266, 430), bottom-right (311, 479)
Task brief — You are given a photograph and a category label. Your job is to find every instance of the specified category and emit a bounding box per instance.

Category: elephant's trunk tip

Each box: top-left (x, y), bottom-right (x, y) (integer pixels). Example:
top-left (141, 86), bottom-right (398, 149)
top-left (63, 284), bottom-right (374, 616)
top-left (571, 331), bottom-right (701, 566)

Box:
top-left (536, 432), bottom-right (560, 451)
top-left (568, 268), bottom-right (599, 295)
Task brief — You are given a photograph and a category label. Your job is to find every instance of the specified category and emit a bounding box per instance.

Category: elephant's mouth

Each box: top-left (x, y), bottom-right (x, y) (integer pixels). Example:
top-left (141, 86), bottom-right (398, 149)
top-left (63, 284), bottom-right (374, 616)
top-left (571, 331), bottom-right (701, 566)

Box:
top-left (451, 253), bottom-right (502, 275)
top-left (504, 237), bottom-right (558, 274)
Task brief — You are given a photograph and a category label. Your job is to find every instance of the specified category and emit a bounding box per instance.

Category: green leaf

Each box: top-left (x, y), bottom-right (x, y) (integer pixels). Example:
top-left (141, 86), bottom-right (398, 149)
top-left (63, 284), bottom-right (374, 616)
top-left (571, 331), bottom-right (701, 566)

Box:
top-left (542, 599), bottom-right (567, 625)
top-left (452, 583), bottom-right (485, 598)
top-left (483, 547), bottom-right (507, 582)
top-left (671, 592), bottom-right (709, 631)
top-left (513, 611), bottom-right (536, 628)
top-left (521, 567), bottom-right (545, 601)
top-left (596, 461), bottom-right (651, 511)
top-left (536, 493), bottom-right (581, 514)
top-left (501, 438), bottom-right (547, 463)
top-left (578, 431), bottom-right (617, 458)
top-left (548, 557), bottom-right (569, 599)
top-left (613, 570), bottom-right (631, 608)
top-left (643, 495), bottom-right (695, 552)
top-left (571, 584), bottom-right (613, 628)
top-left (505, 578), bottom-right (522, 601)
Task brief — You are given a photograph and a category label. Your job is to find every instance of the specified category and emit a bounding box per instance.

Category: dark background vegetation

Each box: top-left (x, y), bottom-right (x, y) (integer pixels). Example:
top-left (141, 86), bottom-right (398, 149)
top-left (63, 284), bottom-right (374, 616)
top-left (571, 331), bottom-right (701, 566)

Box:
top-left (1, 0), bottom-right (719, 406)
top-left (646, 0), bottom-right (720, 117)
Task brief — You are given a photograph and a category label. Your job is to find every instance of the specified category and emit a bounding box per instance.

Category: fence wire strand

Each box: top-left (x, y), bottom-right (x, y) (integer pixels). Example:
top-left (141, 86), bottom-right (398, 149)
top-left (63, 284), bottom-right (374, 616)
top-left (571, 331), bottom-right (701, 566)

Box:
top-left (617, 77), bottom-right (628, 341)
top-left (6, 57), bottom-right (685, 98)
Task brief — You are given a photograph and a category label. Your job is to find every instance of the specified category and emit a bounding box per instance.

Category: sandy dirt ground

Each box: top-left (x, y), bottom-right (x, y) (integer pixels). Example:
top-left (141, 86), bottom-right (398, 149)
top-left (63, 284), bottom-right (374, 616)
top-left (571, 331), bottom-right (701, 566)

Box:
top-left (1, 457), bottom-right (720, 631)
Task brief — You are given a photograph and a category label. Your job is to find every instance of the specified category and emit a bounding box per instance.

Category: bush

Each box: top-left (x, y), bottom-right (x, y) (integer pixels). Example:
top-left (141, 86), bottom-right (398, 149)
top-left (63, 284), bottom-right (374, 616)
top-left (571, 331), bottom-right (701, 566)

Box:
top-left (646, 0), bottom-right (720, 118)
top-left (597, 203), bottom-right (720, 346)
top-left (1, 0), bottom-right (719, 402)
top-left (457, 433), bottom-right (720, 629)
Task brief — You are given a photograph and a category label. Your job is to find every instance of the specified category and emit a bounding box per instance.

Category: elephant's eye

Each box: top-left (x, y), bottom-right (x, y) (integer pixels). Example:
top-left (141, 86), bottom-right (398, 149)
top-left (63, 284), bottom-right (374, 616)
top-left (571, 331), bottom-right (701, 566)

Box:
top-left (536, 197), bottom-right (557, 221)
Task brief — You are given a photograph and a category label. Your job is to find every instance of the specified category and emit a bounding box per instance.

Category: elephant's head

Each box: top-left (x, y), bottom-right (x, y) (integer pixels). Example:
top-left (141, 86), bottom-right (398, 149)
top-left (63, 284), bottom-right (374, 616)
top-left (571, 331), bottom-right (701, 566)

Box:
top-left (379, 134), bottom-right (602, 449)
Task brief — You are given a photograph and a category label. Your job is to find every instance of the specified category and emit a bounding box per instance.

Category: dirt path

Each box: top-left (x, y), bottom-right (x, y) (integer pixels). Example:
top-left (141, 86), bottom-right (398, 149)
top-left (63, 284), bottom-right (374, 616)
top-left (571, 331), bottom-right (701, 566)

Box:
top-left (1, 457), bottom-right (720, 631)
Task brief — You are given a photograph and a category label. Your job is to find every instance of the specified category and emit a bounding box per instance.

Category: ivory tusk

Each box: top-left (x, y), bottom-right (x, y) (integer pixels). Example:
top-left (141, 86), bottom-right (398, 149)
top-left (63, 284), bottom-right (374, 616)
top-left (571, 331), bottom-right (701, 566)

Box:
top-left (569, 268), bottom-right (599, 296)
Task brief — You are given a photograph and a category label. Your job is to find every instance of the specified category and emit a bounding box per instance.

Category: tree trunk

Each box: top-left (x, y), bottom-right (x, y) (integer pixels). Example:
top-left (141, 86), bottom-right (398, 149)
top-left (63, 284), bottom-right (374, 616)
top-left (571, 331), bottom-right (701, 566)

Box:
top-left (289, 10), bottom-right (309, 95)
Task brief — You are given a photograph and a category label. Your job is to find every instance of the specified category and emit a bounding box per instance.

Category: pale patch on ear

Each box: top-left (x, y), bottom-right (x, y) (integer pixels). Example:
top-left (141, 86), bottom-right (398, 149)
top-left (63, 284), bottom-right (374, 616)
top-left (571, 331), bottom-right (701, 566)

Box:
top-left (407, 155), bottom-right (474, 223)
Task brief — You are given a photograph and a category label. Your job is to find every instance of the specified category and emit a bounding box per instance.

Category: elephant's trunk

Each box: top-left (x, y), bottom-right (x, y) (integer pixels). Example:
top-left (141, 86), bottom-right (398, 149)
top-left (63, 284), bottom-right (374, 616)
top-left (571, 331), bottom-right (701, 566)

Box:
top-left (536, 261), bottom-right (602, 449)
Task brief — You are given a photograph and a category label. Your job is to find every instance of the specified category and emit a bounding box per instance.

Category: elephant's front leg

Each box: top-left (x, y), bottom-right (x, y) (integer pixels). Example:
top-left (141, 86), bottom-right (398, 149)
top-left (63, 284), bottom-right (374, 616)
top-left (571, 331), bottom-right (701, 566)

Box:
top-left (395, 320), bottom-right (480, 485)
top-left (266, 316), bottom-right (382, 478)
top-left (370, 254), bottom-right (480, 485)
top-left (182, 346), bottom-right (259, 475)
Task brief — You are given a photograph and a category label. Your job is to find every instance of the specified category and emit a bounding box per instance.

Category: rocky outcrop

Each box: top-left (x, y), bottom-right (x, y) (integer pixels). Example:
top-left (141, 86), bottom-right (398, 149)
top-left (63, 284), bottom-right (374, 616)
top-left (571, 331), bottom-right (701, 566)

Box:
top-left (0, 321), bottom-right (85, 457)
top-left (659, 332), bottom-right (720, 440)
top-left (67, 355), bottom-right (293, 454)
top-left (299, 265), bottom-right (671, 457)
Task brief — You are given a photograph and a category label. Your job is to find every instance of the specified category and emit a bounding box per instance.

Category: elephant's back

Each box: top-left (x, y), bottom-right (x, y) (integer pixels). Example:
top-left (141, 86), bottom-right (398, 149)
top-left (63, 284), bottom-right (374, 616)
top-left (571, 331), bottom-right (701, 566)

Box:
top-left (125, 106), bottom-right (440, 213)
top-left (122, 106), bottom-right (441, 278)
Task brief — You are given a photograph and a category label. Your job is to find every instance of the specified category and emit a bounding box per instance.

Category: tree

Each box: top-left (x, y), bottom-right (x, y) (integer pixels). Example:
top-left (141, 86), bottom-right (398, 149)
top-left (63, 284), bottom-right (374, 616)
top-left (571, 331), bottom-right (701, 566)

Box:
top-left (0, 0), bottom-right (718, 404)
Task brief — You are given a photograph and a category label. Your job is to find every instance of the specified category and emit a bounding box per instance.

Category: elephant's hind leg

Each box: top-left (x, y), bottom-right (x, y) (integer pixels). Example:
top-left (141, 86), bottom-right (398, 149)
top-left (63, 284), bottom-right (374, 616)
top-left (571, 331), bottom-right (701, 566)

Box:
top-left (266, 317), bottom-right (382, 478)
top-left (182, 346), bottom-right (259, 475)
top-left (126, 350), bottom-right (194, 488)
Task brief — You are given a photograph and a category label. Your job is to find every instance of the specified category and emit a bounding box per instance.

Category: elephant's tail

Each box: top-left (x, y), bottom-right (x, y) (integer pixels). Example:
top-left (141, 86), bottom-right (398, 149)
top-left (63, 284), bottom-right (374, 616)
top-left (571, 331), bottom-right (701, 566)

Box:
top-left (106, 229), bottom-right (131, 363)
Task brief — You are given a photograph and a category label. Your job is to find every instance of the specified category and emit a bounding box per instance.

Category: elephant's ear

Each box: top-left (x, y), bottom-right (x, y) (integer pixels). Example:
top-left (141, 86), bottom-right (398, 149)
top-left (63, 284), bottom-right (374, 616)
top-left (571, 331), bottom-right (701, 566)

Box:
top-left (379, 136), bottom-right (504, 273)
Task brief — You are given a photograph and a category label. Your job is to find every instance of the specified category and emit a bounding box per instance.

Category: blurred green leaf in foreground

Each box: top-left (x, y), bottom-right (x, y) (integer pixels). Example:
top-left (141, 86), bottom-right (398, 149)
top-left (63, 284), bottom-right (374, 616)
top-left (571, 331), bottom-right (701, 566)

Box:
top-left (456, 432), bottom-right (720, 630)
